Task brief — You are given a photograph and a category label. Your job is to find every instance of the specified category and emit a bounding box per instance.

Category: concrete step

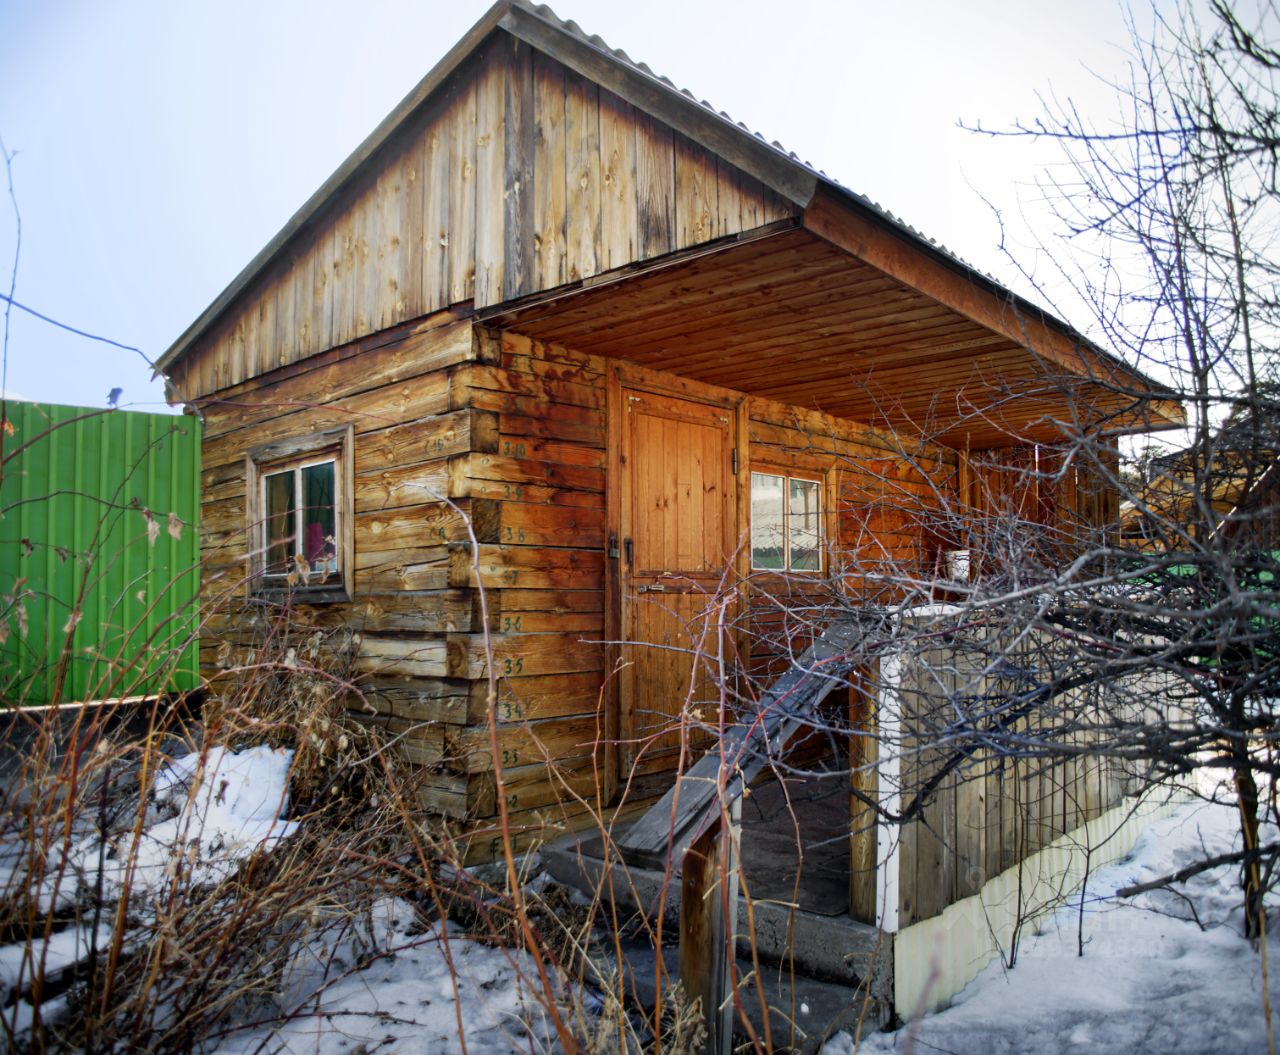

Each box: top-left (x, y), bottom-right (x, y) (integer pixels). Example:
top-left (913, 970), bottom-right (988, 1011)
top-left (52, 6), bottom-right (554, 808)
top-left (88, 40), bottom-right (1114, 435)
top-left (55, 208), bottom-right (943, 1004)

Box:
top-left (598, 937), bottom-right (884, 1053)
top-left (542, 826), bottom-right (894, 1035)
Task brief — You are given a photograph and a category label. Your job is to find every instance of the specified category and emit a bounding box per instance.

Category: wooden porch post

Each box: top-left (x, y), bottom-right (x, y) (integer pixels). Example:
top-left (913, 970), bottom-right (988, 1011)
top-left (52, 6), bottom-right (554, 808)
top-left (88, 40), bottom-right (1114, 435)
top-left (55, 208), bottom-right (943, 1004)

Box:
top-left (679, 799), bottom-right (741, 1055)
top-left (849, 664), bottom-right (879, 923)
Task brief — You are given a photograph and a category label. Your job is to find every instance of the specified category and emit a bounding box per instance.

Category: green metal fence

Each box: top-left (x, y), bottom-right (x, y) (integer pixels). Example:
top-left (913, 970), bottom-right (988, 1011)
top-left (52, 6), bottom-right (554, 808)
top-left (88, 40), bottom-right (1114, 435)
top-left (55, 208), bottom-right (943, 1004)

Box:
top-left (0, 402), bottom-right (201, 704)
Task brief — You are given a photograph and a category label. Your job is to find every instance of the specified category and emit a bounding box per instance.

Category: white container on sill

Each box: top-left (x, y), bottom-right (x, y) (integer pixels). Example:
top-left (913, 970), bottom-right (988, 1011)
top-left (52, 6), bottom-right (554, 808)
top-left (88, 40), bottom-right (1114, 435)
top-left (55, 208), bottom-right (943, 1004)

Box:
top-left (944, 549), bottom-right (970, 582)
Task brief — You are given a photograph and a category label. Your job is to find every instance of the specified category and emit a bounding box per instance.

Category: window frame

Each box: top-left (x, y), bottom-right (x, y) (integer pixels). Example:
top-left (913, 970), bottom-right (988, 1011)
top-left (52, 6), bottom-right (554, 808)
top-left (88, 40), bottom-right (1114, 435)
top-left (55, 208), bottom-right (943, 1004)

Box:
top-left (749, 466), bottom-right (828, 574)
top-left (245, 425), bottom-right (354, 601)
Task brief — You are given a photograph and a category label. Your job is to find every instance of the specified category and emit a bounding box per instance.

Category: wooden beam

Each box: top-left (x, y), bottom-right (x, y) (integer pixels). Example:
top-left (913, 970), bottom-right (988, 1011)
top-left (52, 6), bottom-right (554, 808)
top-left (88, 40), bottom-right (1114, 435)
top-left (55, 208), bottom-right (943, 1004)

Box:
top-left (679, 805), bottom-right (740, 1055)
top-left (617, 619), bottom-right (866, 868)
top-left (802, 185), bottom-right (1184, 430)
top-left (849, 672), bottom-right (878, 925)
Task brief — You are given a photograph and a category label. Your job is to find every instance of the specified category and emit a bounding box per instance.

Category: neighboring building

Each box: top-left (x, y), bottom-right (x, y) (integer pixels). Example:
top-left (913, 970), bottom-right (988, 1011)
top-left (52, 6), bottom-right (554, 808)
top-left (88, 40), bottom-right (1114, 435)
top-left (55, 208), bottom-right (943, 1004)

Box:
top-left (157, 1), bottom-right (1183, 1020)
top-left (1121, 408), bottom-right (1279, 549)
top-left (0, 401), bottom-right (201, 704)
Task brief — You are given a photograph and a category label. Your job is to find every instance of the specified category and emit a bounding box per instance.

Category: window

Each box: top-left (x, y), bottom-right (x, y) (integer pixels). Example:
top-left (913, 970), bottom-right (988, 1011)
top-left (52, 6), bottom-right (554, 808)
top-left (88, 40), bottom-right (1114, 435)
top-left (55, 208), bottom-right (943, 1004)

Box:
top-left (751, 471), bottom-right (823, 572)
top-left (246, 426), bottom-right (353, 599)
top-left (263, 458), bottom-right (338, 577)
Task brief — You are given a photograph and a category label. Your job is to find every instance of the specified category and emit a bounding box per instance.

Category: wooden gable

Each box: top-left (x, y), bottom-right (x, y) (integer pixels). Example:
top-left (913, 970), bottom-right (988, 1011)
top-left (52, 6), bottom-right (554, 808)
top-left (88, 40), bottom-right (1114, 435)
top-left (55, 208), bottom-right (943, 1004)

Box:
top-left (162, 0), bottom-right (1180, 447)
top-left (166, 32), bottom-right (795, 401)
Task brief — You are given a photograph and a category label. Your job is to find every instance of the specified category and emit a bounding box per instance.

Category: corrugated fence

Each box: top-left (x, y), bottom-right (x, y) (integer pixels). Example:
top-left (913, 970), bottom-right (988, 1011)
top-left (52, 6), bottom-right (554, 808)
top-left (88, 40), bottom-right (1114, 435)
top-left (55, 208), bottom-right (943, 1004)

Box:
top-left (0, 402), bottom-right (201, 704)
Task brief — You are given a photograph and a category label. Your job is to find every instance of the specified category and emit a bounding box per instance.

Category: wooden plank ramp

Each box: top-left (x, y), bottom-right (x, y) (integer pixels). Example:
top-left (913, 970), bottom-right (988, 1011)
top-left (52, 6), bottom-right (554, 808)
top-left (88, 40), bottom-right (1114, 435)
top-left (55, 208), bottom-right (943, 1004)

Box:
top-left (616, 618), bottom-right (868, 869)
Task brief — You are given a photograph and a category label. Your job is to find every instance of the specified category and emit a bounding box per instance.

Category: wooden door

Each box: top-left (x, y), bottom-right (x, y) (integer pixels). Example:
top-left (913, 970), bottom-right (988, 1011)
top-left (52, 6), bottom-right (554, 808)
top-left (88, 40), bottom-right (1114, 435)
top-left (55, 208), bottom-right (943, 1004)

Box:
top-left (619, 387), bottom-right (737, 775)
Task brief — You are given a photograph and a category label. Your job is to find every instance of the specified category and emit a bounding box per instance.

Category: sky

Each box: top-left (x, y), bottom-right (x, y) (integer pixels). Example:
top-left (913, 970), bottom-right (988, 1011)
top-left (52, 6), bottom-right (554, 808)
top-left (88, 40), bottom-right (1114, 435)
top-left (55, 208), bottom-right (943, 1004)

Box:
top-left (0, 0), bottom-right (1182, 414)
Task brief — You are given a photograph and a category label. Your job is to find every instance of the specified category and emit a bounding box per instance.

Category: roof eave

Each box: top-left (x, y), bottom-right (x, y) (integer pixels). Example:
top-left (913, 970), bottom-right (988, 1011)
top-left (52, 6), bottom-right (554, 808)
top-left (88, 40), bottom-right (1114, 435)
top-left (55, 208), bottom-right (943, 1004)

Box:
top-left (802, 184), bottom-right (1184, 430)
top-left (154, 0), bottom-right (1183, 436)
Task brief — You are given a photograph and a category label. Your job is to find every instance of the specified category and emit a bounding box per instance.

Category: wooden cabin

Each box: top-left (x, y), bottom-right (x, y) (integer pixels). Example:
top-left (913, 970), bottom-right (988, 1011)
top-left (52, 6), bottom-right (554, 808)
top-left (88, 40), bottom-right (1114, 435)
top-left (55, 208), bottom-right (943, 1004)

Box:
top-left (159, 0), bottom-right (1183, 1020)
top-left (1120, 423), bottom-right (1280, 550)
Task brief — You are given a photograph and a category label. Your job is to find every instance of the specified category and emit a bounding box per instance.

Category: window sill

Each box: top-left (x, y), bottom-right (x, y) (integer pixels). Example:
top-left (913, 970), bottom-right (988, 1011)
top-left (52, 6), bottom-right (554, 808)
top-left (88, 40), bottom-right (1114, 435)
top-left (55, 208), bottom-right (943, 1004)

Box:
top-left (252, 584), bottom-right (351, 605)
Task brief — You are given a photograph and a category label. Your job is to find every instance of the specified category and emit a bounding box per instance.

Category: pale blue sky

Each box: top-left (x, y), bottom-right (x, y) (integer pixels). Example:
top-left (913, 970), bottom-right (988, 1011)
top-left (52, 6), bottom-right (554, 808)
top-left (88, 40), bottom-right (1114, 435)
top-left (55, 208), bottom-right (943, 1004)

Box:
top-left (0, 0), bottom-right (1166, 413)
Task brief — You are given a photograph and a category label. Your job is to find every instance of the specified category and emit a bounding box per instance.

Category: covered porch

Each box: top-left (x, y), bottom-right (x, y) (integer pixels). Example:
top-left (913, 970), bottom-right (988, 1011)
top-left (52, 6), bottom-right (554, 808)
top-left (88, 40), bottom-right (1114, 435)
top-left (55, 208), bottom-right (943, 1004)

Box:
top-left (482, 193), bottom-right (1180, 1043)
top-left (485, 188), bottom-right (1181, 451)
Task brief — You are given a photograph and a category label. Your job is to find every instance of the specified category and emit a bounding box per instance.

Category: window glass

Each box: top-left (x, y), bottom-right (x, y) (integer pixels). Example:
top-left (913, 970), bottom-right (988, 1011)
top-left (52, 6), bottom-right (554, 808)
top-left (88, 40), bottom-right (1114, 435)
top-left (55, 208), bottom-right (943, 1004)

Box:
top-left (251, 429), bottom-right (349, 596)
top-left (750, 472), bottom-right (786, 569)
top-left (789, 477), bottom-right (821, 571)
top-left (751, 470), bottom-right (823, 572)
top-left (301, 461), bottom-right (337, 572)
top-left (264, 469), bottom-right (295, 574)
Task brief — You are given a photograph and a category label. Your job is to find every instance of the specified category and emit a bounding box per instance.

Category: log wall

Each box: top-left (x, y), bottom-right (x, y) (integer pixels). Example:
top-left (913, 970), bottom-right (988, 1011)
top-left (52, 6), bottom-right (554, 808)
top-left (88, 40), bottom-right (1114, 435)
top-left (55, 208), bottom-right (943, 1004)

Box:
top-left (964, 442), bottom-right (1122, 573)
top-left (445, 330), bottom-right (964, 852)
top-left (743, 398), bottom-right (958, 769)
top-left (196, 310), bottom-right (497, 818)
top-left (443, 328), bottom-right (612, 856)
top-left (194, 310), bottom-right (1118, 873)
top-left (746, 395), bottom-right (958, 643)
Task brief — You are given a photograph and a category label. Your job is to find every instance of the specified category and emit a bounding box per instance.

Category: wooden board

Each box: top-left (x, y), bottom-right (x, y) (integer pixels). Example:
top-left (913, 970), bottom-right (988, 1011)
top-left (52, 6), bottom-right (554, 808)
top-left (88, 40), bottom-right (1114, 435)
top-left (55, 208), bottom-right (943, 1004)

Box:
top-left (616, 619), bottom-right (867, 868)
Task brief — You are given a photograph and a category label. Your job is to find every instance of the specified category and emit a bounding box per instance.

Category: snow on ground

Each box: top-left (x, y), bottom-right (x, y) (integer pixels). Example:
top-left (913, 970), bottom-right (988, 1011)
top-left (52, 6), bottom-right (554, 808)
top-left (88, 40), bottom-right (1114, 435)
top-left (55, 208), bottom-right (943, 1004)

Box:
top-left (12, 742), bottom-right (1275, 1053)
top-left (828, 799), bottom-right (1278, 1055)
top-left (211, 898), bottom-right (569, 1055)
top-left (19, 743), bottom-right (300, 914)
top-left (1, 743), bottom-right (579, 1051)
top-left (0, 745), bottom-right (302, 1033)
top-left (0, 922), bottom-right (109, 996)
top-left (113, 743), bottom-right (300, 893)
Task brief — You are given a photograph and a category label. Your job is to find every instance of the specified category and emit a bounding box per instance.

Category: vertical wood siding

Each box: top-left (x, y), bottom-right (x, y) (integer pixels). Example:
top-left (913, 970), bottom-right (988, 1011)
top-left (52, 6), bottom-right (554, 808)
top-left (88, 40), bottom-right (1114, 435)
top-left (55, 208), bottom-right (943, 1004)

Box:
top-left (170, 33), bottom-right (795, 401)
top-left (895, 633), bottom-right (1132, 928)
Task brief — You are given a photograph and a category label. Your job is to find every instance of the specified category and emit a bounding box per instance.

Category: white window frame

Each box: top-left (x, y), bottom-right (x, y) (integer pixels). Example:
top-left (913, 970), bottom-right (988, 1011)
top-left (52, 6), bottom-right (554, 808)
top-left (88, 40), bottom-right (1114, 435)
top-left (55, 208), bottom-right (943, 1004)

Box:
top-left (749, 468), bottom-right (826, 573)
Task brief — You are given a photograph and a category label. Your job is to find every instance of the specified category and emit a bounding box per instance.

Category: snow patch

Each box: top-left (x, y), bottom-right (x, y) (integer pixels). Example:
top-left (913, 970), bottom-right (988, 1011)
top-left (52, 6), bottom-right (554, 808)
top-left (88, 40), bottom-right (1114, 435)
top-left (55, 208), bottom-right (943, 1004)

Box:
top-left (82, 744), bottom-right (299, 895)
top-left (837, 800), bottom-right (1278, 1054)
top-left (213, 896), bottom-right (568, 1055)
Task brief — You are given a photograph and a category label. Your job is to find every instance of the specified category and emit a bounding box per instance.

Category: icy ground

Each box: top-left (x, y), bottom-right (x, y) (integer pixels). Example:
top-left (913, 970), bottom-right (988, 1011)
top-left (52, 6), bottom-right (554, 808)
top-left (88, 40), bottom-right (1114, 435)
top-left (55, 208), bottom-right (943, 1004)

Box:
top-left (826, 799), bottom-right (1279, 1055)
top-left (6, 744), bottom-right (1274, 1053)
top-left (0, 745), bottom-right (573, 1053)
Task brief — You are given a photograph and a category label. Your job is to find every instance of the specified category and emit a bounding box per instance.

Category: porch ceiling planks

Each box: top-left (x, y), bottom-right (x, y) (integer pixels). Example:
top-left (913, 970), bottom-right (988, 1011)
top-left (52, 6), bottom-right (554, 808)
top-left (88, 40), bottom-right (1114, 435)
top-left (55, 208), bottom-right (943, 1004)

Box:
top-left (487, 227), bottom-right (1176, 449)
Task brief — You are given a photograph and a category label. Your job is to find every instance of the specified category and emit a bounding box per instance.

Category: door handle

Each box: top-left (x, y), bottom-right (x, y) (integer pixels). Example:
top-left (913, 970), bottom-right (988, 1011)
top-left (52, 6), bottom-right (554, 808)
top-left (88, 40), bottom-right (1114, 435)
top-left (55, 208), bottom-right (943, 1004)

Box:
top-left (638, 583), bottom-right (666, 593)
top-left (624, 538), bottom-right (633, 566)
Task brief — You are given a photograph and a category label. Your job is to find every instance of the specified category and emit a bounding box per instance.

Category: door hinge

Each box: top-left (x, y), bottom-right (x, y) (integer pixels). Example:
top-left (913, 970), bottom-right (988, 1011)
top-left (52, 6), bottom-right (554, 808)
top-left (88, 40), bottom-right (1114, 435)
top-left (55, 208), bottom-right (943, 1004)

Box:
top-left (732, 447), bottom-right (739, 474)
